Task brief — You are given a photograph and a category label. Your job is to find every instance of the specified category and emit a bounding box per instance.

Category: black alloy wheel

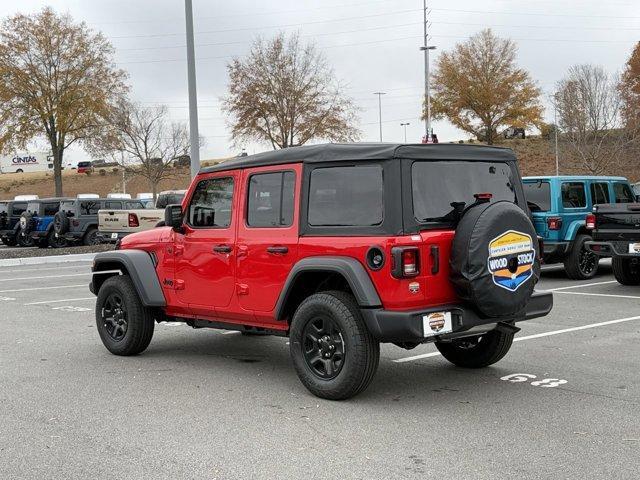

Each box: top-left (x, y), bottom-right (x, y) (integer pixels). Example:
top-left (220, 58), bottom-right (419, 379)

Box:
top-left (578, 245), bottom-right (598, 277)
top-left (101, 293), bottom-right (128, 342)
top-left (301, 315), bottom-right (346, 380)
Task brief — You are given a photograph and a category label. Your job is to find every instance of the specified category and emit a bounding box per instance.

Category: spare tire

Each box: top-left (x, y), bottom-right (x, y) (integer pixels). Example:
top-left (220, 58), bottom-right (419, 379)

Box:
top-left (0, 212), bottom-right (7, 230)
top-left (54, 211), bottom-right (70, 235)
top-left (450, 201), bottom-right (540, 317)
top-left (20, 213), bottom-right (36, 235)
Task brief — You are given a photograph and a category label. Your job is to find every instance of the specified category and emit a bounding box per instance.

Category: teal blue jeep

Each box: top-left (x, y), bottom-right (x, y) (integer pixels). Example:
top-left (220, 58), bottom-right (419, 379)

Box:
top-left (523, 176), bottom-right (638, 279)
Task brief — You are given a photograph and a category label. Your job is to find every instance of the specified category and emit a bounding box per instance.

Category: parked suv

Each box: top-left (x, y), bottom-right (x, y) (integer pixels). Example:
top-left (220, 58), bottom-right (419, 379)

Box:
top-left (0, 200), bottom-right (29, 246)
top-left (523, 176), bottom-right (636, 279)
top-left (21, 198), bottom-right (69, 248)
top-left (54, 198), bottom-right (143, 246)
top-left (90, 144), bottom-right (553, 400)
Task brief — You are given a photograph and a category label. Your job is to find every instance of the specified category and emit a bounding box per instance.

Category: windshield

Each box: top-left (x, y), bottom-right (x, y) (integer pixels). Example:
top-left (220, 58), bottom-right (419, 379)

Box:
top-left (412, 161), bottom-right (517, 224)
top-left (523, 181), bottom-right (551, 212)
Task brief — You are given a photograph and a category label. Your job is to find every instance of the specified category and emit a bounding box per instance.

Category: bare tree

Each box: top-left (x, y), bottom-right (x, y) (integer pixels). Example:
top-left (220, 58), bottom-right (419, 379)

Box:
top-left (99, 103), bottom-right (191, 200)
top-left (555, 64), bottom-right (637, 174)
top-left (223, 33), bottom-right (360, 149)
top-left (0, 7), bottom-right (127, 196)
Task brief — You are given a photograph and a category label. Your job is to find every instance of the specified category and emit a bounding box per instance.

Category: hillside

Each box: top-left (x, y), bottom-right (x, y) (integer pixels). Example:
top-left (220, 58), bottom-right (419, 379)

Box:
top-left (1, 140), bottom-right (637, 199)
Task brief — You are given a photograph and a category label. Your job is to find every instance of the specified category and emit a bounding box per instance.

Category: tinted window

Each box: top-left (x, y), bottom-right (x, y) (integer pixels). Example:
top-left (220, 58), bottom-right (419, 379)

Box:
top-left (308, 165), bottom-right (383, 226)
top-left (187, 177), bottom-right (234, 228)
top-left (77, 161), bottom-right (92, 168)
top-left (412, 161), bottom-right (516, 223)
top-left (156, 194), bottom-right (185, 209)
top-left (80, 201), bottom-right (100, 215)
top-left (590, 182), bottom-right (610, 205)
top-left (561, 182), bottom-right (586, 208)
top-left (123, 201), bottom-right (144, 209)
top-left (0, 203), bottom-right (7, 214)
top-left (614, 183), bottom-right (635, 203)
top-left (105, 201), bottom-right (122, 210)
top-left (523, 181), bottom-right (551, 212)
top-left (11, 203), bottom-right (26, 216)
top-left (43, 203), bottom-right (59, 216)
top-left (247, 171), bottom-right (295, 227)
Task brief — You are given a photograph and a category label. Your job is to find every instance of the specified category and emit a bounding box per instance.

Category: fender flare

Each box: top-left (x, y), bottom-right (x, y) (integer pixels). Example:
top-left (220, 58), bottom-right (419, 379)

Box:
top-left (274, 256), bottom-right (382, 320)
top-left (91, 250), bottom-right (166, 307)
top-left (564, 219), bottom-right (588, 244)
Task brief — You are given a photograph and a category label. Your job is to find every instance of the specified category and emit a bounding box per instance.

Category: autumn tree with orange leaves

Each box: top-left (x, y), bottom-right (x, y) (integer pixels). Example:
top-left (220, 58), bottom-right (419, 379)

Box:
top-left (0, 8), bottom-right (128, 196)
top-left (429, 29), bottom-right (543, 145)
top-left (620, 42), bottom-right (640, 128)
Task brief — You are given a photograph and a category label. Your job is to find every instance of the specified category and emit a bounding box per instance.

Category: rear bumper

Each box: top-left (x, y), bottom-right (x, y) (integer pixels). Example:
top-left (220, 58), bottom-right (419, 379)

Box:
top-left (542, 241), bottom-right (570, 262)
top-left (361, 291), bottom-right (553, 343)
top-left (62, 232), bottom-right (84, 242)
top-left (97, 232), bottom-right (130, 244)
top-left (586, 240), bottom-right (640, 258)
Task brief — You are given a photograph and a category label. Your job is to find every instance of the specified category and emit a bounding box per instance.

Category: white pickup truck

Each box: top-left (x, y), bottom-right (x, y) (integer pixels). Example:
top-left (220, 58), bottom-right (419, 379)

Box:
top-left (97, 190), bottom-right (186, 243)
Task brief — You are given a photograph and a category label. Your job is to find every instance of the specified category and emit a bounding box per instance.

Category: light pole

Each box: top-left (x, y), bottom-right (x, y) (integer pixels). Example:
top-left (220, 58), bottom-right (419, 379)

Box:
top-left (420, 0), bottom-right (436, 141)
top-left (553, 93), bottom-right (560, 176)
top-left (373, 92), bottom-right (386, 142)
top-left (400, 122), bottom-right (410, 142)
top-left (185, 0), bottom-right (200, 179)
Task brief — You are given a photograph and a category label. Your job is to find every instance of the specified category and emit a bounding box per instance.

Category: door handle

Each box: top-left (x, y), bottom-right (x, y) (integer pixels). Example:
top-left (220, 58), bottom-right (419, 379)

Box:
top-left (430, 245), bottom-right (440, 274)
top-left (267, 245), bottom-right (288, 255)
top-left (213, 244), bottom-right (232, 254)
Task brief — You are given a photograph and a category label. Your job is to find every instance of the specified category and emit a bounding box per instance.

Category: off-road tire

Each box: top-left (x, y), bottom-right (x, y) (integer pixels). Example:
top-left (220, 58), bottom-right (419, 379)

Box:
top-left (289, 291), bottom-right (379, 400)
top-left (564, 234), bottom-right (599, 280)
top-left (36, 236), bottom-right (49, 248)
top-left (47, 230), bottom-right (67, 248)
top-left (17, 229), bottom-right (34, 247)
top-left (435, 329), bottom-right (514, 368)
top-left (1, 237), bottom-right (17, 246)
top-left (96, 275), bottom-right (155, 356)
top-left (83, 227), bottom-right (99, 246)
top-left (612, 257), bottom-right (640, 286)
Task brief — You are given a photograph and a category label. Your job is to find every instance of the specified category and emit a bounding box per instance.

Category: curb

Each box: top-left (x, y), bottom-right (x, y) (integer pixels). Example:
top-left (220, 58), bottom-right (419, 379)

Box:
top-left (0, 253), bottom-right (96, 267)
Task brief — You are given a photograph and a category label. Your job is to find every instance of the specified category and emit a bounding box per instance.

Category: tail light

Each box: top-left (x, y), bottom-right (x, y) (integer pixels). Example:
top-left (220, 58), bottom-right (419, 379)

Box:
top-left (128, 213), bottom-right (139, 227)
top-left (391, 247), bottom-right (420, 278)
top-left (547, 217), bottom-right (562, 230)
top-left (585, 214), bottom-right (596, 230)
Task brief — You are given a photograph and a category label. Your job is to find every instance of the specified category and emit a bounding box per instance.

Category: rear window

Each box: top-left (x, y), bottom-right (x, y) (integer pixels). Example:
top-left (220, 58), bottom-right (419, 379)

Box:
top-left (43, 203), bottom-right (59, 216)
top-left (124, 201), bottom-right (144, 209)
top-left (77, 161), bottom-right (92, 168)
top-left (105, 201), bottom-right (122, 210)
top-left (412, 161), bottom-right (516, 223)
top-left (60, 201), bottom-right (76, 216)
top-left (523, 181), bottom-right (551, 212)
top-left (561, 182), bottom-right (586, 208)
top-left (614, 182), bottom-right (635, 203)
top-left (11, 203), bottom-right (26, 216)
top-left (0, 203), bottom-right (7, 214)
top-left (27, 202), bottom-right (39, 213)
top-left (308, 165), bottom-right (383, 227)
top-left (80, 201), bottom-right (100, 215)
top-left (156, 194), bottom-right (185, 209)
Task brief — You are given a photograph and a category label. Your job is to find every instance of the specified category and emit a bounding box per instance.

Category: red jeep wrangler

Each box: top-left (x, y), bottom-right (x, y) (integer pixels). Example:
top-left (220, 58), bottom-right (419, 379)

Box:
top-left (90, 144), bottom-right (553, 400)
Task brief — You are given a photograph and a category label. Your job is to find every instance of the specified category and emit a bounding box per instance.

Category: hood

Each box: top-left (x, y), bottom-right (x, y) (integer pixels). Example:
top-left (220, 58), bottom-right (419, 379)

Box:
top-left (121, 227), bottom-right (172, 247)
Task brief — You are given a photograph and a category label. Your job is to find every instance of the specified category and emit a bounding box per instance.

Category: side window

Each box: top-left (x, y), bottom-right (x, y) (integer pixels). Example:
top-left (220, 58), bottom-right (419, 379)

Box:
top-left (12, 203), bottom-right (26, 216)
top-left (80, 201), bottom-right (100, 215)
top-left (614, 183), bottom-right (635, 203)
top-left (124, 201), bottom-right (144, 209)
top-left (561, 182), bottom-right (586, 208)
top-left (105, 201), bottom-right (122, 210)
top-left (590, 182), bottom-right (610, 204)
top-left (247, 171), bottom-right (295, 227)
top-left (187, 177), bottom-right (234, 228)
top-left (43, 203), bottom-right (59, 216)
top-left (308, 165), bottom-right (383, 226)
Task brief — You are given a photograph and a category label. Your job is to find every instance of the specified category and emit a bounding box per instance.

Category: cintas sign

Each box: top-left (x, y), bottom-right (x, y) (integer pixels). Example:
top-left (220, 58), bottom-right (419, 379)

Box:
top-left (12, 155), bottom-right (38, 164)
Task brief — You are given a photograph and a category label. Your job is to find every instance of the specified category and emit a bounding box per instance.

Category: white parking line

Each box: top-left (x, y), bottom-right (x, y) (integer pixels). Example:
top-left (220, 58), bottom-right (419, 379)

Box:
top-left (543, 280), bottom-right (618, 292)
top-left (24, 297), bottom-right (95, 306)
top-left (394, 315), bottom-right (640, 363)
top-left (0, 265), bottom-right (91, 275)
top-left (0, 284), bottom-right (87, 294)
top-left (0, 273), bottom-right (90, 282)
top-left (554, 291), bottom-right (640, 300)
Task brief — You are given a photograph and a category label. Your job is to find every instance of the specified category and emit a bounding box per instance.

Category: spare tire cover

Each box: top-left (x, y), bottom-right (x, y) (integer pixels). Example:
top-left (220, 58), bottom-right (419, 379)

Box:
top-left (450, 200), bottom-right (540, 317)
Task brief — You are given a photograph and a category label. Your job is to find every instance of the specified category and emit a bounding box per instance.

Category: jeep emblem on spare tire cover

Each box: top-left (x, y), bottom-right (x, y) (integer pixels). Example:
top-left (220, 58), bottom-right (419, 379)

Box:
top-left (487, 230), bottom-right (535, 292)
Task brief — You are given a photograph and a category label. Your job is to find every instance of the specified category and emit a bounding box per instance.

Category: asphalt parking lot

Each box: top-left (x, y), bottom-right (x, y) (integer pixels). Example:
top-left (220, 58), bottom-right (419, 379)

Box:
top-left (0, 259), bottom-right (638, 479)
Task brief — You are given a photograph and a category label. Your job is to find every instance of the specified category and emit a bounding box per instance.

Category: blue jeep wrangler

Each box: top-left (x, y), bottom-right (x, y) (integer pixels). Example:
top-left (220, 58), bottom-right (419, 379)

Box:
top-left (20, 198), bottom-right (70, 248)
top-left (523, 176), bottom-right (637, 279)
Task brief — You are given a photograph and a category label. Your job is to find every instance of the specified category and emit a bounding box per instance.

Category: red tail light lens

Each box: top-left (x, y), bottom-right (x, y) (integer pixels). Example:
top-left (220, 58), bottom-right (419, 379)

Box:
top-left (547, 217), bottom-right (562, 230)
top-left (128, 213), bottom-right (139, 227)
top-left (585, 214), bottom-right (596, 230)
top-left (391, 247), bottom-right (420, 278)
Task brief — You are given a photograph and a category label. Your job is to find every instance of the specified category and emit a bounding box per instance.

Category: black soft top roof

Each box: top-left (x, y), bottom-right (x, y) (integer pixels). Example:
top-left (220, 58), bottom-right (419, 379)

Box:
top-left (201, 143), bottom-right (517, 173)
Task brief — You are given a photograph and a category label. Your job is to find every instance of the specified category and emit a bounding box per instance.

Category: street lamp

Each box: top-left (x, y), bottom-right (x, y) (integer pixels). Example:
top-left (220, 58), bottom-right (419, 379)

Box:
top-left (373, 92), bottom-right (386, 142)
top-left (400, 122), bottom-right (410, 142)
top-left (420, 45), bottom-right (436, 141)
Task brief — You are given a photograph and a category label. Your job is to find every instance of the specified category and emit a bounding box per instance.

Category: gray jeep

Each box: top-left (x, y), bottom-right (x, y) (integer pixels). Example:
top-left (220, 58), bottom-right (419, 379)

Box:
top-left (54, 198), bottom-right (145, 246)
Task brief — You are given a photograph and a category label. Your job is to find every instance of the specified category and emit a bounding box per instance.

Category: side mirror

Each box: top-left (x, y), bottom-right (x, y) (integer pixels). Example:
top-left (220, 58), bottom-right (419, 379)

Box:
top-left (165, 204), bottom-right (183, 231)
